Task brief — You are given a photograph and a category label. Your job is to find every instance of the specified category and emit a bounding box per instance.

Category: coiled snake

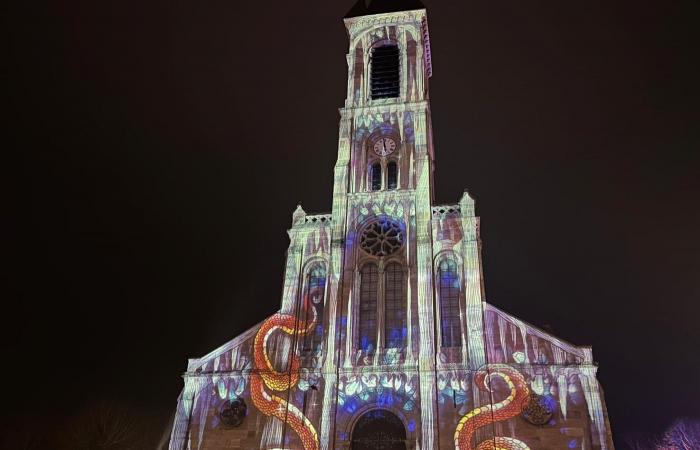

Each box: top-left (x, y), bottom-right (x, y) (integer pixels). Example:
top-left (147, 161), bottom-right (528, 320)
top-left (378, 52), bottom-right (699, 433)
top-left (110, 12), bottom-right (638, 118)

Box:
top-left (251, 295), bottom-right (319, 450)
top-left (251, 298), bottom-right (529, 450)
top-left (454, 364), bottom-right (531, 450)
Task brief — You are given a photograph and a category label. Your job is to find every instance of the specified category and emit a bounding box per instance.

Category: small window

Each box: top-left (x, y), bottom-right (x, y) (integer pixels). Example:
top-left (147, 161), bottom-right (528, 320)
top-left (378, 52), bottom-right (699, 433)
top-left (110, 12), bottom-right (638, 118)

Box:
top-left (387, 161), bottom-right (398, 190)
top-left (438, 259), bottom-right (462, 348)
top-left (370, 162), bottom-right (382, 191)
top-left (371, 45), bottom-right (400, 99)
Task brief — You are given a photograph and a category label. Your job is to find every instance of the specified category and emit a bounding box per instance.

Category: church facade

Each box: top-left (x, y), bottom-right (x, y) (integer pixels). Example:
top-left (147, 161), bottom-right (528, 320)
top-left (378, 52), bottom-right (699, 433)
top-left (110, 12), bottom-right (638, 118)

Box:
top-left (168, 2), bottom-right (615, 449)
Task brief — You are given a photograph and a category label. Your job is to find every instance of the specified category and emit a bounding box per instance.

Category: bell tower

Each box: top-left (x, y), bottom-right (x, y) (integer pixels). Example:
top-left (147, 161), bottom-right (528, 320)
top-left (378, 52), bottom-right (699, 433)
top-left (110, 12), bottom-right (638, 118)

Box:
top-left (320, 1), bottom-right (446, 448)
top-left (335, 0), bottom-right (434, 199)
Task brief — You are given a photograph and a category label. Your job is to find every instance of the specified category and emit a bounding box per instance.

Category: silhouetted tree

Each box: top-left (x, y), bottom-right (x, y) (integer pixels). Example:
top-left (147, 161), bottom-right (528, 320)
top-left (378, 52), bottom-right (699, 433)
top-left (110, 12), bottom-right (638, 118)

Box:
top-left (658, 418), bottom-right (700, 450)
top-left (63, 401), bottom-right (159, 450)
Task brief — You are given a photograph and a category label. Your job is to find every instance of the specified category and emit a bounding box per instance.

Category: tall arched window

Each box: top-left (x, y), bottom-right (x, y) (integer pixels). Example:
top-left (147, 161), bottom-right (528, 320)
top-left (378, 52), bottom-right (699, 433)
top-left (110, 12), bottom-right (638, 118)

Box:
top-left (302, 264), bottom-right (326, 352)
top-left (438, 259), bottom-right (462, 348)
top-left (387, 161), bottom-right (398, 190)
top-left (384, 262), bottom-right (405, 348)
top-left (358, 264), bottom-right (379, 352)
top-left (370, 162), bottom-right (382, 191)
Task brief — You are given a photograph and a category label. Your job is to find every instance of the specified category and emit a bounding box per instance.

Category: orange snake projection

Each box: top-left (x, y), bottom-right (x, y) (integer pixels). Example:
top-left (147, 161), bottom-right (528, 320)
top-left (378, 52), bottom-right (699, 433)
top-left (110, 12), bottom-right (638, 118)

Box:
top-left (454, 364), bottom-right (532, 450)
top-left (250, 295), bottom-right (320, 450)
top-left (251, 296), bottom-right (528, 450)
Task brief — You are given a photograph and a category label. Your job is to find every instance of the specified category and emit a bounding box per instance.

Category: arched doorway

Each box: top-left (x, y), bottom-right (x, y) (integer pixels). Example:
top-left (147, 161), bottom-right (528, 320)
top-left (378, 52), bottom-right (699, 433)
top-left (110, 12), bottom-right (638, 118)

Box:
top-left (351, 409), bottom-right (407, 450)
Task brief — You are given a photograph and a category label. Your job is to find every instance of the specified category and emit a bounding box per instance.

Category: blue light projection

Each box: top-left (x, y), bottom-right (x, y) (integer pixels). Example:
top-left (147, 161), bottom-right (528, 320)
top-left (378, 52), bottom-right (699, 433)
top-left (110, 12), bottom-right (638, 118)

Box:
top-left (436, 373), bottom-right (468, 414)
top-left (337, 373), bottom-right (418, 415)
top-left (407, 419), bottom-right (416, 433)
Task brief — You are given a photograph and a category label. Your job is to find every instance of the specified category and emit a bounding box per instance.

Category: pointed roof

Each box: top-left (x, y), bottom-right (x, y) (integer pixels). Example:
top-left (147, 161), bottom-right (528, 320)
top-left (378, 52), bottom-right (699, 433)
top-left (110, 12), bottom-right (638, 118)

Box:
top-left (344, 0), bottom-right (426, 19)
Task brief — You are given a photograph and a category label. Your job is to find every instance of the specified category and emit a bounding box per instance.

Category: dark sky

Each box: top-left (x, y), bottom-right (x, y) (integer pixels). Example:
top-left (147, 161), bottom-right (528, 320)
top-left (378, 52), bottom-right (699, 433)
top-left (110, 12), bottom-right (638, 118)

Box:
top-left (7, 0), bottom-right (699, 447)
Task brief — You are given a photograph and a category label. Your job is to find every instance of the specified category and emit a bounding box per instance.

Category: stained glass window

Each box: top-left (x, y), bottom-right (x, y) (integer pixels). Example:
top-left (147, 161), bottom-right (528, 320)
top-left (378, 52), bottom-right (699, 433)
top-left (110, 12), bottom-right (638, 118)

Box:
top-left (384, 263), bottom-right (405, 348)
top-left (438, 259), bottom-right (461, 348)
top-left (387, 161), bottom-right (398, 190)
top-left (359, 264), bottom-right (378, 352)
top-left (303, 264), bottom-right (326, 352)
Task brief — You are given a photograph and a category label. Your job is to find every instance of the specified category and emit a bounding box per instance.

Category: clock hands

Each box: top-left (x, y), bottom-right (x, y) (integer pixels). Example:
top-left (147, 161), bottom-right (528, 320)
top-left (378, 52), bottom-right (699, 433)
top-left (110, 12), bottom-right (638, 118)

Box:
top-left (374, 138), bottom-right (394, 156)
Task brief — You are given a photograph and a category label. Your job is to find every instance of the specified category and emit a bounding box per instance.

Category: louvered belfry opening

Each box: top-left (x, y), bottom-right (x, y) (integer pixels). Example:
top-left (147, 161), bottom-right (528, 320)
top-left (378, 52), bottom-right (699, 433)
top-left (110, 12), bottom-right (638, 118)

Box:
top-left (370, 44), bottom-right (400, 99)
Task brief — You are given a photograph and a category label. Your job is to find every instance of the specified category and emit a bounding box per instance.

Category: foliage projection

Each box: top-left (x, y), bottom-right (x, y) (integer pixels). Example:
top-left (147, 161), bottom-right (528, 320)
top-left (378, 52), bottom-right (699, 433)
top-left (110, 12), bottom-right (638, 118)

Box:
top-left (250, 293), bottom-right (320, 450)
top-left (166, 4), bottom-right (615, 449)
top-left (454, 364), bottom-right (531, 450)
top-left (337, 373), bottom-right (419, 416)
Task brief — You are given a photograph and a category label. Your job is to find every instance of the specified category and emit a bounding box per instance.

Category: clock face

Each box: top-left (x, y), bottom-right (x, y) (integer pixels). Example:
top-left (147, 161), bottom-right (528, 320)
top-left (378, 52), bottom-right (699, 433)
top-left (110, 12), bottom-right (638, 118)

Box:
top-left (373, 138), bottom-right (397, 157)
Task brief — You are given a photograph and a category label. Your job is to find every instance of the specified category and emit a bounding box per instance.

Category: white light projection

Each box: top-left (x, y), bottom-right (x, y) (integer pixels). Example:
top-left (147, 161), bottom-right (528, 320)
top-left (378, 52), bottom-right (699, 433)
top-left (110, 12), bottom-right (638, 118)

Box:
top-left (167, 4), bottom-right (615, 450)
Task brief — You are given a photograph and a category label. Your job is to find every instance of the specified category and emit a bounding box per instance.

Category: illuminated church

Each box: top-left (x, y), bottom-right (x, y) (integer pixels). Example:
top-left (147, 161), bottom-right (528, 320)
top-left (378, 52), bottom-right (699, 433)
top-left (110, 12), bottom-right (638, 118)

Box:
top-left (169, 1), bottom-right (615, 449)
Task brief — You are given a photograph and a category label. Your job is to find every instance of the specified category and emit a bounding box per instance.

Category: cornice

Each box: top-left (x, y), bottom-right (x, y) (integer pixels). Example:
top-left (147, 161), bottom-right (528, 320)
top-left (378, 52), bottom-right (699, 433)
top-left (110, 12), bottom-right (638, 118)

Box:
top-left (343, 8), bottom-right (427, 38)
top-left (339, 100), bottom-right (429, 117)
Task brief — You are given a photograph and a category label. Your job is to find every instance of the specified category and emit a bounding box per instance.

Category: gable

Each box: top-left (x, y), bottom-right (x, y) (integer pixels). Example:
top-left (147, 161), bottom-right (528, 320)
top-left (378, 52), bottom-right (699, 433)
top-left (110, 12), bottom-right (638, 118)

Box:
top-left (186, 318), bottom-right (265, 374)
top-left (483, 303), bottom-right (592, 365)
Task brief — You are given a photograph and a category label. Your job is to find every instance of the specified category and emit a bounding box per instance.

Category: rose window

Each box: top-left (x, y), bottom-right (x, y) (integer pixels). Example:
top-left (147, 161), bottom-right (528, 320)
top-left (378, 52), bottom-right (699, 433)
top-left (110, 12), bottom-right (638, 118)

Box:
top-left (219, 398), bottom-right (247, 428)
top-left (360, 219), bottom-right (404, 256)
top-left (521, 394), bottom-right (555, 425)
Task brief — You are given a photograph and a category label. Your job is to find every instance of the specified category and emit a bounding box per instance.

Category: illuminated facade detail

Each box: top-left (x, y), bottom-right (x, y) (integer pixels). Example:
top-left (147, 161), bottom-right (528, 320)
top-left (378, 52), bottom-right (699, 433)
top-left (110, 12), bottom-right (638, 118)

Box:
top-left (437, 258), bottom-right (461, 349)
top-left (359, 218), bottom-right (404, 257)
top-left (302, 264), bottom-right (326, 353)
top-left (168, 2), bottom-right (615, 449)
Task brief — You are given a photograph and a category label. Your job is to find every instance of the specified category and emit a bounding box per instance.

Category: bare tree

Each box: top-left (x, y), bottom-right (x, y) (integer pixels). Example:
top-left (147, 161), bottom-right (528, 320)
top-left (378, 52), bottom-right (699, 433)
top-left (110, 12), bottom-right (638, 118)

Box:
top-left (658, 418), bottom-right (700, 450)
top-left (64, 401), bottom-right (151, 450)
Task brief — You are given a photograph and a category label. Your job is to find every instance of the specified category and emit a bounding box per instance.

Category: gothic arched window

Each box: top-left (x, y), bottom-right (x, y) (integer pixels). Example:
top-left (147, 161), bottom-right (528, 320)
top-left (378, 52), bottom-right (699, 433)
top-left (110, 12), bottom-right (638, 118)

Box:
top-left (387, 161), bottom-right (398, 190)
top-left (371, 44), bottom-right (400, 99)
top-left (302, 264), bottom-right (326, 352)
top-left (384, 262), bottom-right (406, 348)
top-left (370, 162), bottom-right (382, 191)
top-left (358, 263), bottom-right (379, 352)
top-left (438, 259), bottom-right (462, 348)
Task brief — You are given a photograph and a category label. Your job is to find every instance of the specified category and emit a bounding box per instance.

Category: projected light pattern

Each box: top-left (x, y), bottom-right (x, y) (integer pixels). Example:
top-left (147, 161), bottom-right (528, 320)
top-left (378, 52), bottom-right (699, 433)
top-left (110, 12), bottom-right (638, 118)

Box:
top-left (303, 264), bottom-right (326, 353)
top-left (167, 4), bottom-right (614, 450)
top-left (250, 295), bottom-right (319, 450)
top-left (337, 373), bottom-right (419, 414)
top-left (437, 373), bottom-right (468, 411)
top-left (454, 364), bottom-right (531, 450)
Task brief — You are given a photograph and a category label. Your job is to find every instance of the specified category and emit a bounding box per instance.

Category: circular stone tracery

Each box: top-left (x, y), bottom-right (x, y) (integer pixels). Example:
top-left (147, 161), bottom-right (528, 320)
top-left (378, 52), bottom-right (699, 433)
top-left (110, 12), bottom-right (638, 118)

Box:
top-left (360, 218), bottom-right (404, 257)
top-left (219, 398), bottom-right (247, 428)
top-left (521, 394), bottom-right (555, 425)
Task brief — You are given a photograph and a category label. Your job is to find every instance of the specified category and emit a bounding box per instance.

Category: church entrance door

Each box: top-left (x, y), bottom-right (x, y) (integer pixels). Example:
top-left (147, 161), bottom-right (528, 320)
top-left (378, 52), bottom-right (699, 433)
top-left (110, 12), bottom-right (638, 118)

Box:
top-left (350, 409), bottom-right (407, 450)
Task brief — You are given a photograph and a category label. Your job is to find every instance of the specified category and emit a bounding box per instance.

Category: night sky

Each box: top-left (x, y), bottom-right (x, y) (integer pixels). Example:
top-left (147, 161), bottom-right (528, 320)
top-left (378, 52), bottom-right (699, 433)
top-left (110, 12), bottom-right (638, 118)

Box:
top-left (7, 0), bottom-right (699, 447)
